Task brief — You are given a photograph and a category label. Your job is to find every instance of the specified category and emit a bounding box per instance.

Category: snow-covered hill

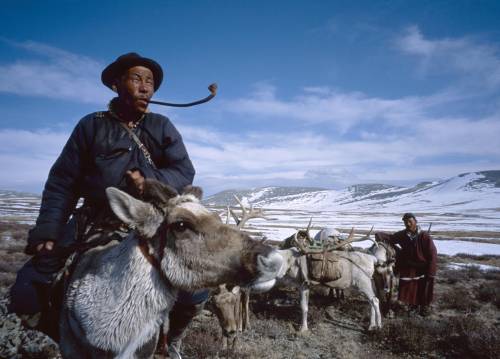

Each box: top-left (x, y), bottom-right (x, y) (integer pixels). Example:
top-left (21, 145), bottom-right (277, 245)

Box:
top-left (1, 171), bottom-right (500, 255)
top-left (205, 171), bottom-right (500, 213)
top-left (2, 170), bottom-right (500, 231)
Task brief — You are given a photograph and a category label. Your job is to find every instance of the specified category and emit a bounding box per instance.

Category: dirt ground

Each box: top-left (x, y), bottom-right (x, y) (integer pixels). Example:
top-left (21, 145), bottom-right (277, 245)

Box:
top-left (1, 220), bottom-right (499, 359)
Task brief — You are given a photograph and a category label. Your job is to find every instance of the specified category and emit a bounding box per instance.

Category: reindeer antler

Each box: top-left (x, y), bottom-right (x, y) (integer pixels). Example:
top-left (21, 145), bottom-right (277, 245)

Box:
top-left (305, 217), bottom-right (314, 244)
top-left (331, 227), bottom-right (356, 249)
top-left (225, 206), bottom-right (231, 225)
top-left (231, 195), bottom-right (270, 229)
top-left (359, 226), bottom-right (378, 247)
top-left (294, 226), bottom-right (379, 254)
top-left (332, 226), bottom-right (379, 249)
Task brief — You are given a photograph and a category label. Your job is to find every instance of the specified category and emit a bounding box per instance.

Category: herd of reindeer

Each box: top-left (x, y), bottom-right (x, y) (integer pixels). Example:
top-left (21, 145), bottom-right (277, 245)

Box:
top-left (36, 180), bottom-right (397, 358)
top-left (211, 194), bottom-right (397, 351)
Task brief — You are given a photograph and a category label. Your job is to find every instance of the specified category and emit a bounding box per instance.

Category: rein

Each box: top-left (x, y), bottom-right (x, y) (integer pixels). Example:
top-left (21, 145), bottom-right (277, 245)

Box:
top-left (337, 254), bottom-right (375, 280)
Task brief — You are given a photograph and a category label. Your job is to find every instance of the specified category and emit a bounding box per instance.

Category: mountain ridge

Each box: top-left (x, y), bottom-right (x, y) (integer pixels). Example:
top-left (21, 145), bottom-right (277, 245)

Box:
top-left (1, 171), bottom-right (499, 221)
top-left (203, 170), bottom-right (500, 213)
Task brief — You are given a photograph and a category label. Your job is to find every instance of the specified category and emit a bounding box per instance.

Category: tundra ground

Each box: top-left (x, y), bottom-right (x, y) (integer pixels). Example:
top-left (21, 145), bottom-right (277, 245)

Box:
top-left (0, 220), bottom-right (499, 359)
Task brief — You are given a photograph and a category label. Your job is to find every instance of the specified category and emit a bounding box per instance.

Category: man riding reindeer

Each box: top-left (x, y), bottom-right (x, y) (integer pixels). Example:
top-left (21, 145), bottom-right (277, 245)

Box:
top-left (9, 52), bottom-right (215, 358)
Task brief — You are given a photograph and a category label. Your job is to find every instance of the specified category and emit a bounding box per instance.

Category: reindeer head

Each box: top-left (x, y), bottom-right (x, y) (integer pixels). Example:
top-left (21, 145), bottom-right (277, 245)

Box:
top-left (106, 179), bottom-right (284, 292)
top-left (370, 241), bottom-right (396, 293)
top-left (212, 284), bottom-right (241, 346)
top-left (280, 218), bottom-right (314, 250)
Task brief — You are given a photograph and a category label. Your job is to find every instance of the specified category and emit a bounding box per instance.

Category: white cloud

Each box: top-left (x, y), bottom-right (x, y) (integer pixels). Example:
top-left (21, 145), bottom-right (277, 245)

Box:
top-left (0, 129), bottom-right (69, 190)
top-left (221, 83), bottom-right (468, 134)
top-left (0, 40), bottom-right (110, 103)
top-left (397, 26), bottom-right (500, 88)
top-left (180, 112), bottom-right (500, 193)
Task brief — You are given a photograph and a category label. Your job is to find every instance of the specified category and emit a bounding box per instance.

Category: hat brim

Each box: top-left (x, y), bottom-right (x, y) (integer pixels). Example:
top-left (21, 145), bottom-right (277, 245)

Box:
top-left (101, 56), bottom-right (163, 91)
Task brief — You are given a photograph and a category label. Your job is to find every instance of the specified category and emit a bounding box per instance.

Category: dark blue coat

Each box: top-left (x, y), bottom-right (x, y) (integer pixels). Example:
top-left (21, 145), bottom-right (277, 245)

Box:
top-left (27, 110), bottom-right (195, 252)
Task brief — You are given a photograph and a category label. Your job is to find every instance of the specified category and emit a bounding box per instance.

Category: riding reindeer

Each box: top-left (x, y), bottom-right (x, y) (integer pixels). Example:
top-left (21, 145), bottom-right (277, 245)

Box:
top-left (59, 180), bottom-right (284, 359)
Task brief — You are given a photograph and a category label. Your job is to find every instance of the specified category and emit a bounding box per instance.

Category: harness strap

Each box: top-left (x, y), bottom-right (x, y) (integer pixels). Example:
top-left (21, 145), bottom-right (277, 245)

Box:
top-left (319, 247), bottom-right (328, 282)
top-left (118, 122), bottom-right (158, 169)
top-left (138, 237), bottom-right (163, 271)
top-left (337, 254), bottom-right (375, 280)
top-left (137, 223), bottom-right (170, 285)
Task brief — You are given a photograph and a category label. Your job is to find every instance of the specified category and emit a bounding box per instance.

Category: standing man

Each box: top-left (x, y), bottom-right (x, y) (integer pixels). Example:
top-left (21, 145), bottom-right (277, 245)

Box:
top-left (9, 52), bottom-right (206, 357)
top-left (376, 213), bottom-right (437, 316)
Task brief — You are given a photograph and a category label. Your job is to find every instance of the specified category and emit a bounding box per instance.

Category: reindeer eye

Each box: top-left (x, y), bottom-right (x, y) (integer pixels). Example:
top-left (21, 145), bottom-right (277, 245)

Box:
top-left (171, 221), bottom-right (189, 232)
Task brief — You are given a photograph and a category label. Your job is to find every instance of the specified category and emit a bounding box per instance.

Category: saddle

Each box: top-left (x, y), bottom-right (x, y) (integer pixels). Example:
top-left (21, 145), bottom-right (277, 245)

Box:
top-left (306, 252), bottom-right (342, 284)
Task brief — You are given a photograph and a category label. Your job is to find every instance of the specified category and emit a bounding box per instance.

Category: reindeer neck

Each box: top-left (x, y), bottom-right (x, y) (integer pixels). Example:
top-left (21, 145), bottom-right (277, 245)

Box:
top-left (69, 235), bottom-right (177, 351)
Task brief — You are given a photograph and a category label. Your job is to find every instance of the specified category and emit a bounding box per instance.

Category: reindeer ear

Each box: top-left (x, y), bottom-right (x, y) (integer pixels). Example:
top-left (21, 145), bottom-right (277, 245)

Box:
top-left (182, 185), bottom-right (203, 200)
top-left (106, 187), bottom-right (162, 237)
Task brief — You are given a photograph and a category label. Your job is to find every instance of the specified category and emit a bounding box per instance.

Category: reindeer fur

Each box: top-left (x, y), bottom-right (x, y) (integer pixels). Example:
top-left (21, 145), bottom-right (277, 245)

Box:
top-left (59, 180), bottom-right (283, 359)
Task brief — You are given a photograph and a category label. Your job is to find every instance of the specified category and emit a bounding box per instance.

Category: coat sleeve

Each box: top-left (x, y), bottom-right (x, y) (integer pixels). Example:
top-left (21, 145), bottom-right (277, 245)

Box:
top-left (136, 117), bottom-right (195, 193)
top-left (375, 232), bottom-right (392, 242)
top-left (26, 118), bottom-right (89, 253)
top-left (376, 231), bottom-right (403, 246)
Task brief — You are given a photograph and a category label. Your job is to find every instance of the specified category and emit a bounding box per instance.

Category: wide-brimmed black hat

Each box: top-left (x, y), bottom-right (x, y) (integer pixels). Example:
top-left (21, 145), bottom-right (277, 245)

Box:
top-left (101, 52), bottom-right (163, 91)
top-left (402, 213), bottom-right (417, 221)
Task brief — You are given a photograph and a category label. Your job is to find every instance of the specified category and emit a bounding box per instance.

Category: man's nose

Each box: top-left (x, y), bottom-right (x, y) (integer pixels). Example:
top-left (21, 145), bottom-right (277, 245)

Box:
top-left (138, 80), bottom-right (152, 93)
top-left (138, 82), bottom-right (148, 93)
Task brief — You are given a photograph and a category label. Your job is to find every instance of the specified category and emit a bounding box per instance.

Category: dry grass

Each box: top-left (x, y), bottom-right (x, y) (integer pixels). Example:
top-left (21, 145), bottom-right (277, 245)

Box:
top-left (367, 256), bottom-right (500, 358)
top-left (475, 282), bottom-right (500, 308)
top-left (439, 264), bottom-right (486, 285)
top-left (439, 286), bottom-right (481, 312)
top-left (182, 319), bottom-right (221, 358)
top-left (368, 315), bottom-right (500, 358)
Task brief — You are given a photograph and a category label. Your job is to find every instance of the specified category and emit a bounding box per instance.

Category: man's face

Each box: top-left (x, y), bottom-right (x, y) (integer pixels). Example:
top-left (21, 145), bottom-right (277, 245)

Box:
top-left (404, 217), bottom-right (418, 233)
top-left (116, 66), bottom-right (155, 114)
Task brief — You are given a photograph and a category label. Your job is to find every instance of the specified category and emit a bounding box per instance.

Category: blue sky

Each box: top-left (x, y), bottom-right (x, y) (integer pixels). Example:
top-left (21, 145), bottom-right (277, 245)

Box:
top-left (1, 0), bottom-right (500, 194)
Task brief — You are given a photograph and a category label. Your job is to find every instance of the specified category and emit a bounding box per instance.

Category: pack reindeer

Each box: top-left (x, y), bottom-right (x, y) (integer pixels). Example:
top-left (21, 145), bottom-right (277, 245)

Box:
top-left (59, 180), bottom-right (284, 359)
top-left (277, 224), bottom-right (388, 331)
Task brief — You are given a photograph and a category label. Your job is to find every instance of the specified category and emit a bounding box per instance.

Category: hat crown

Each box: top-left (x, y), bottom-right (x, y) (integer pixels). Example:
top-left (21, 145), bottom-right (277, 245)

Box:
top-left (402, 213), bottom-right (416, 221)
top-left (116, 52), bottom-right (141, 61)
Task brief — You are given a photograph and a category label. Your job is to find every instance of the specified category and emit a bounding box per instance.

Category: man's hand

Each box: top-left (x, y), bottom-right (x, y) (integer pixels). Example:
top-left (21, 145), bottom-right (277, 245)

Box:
top-left (36, 240), bottom-right (54, 252)
top-left (126, 169), bottom-right (145, 195)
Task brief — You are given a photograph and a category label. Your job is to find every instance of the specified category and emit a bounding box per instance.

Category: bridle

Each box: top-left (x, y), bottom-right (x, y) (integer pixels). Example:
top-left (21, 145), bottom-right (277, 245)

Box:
top-left (137, 221), bottom-right (170, 283)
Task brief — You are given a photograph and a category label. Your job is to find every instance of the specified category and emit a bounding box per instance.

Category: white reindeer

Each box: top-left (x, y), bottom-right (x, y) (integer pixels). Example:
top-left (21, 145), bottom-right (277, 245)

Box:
top-left (59, 180), bottom-right (284, 359)
top-left (276, 227), bottom-right (386, 332)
